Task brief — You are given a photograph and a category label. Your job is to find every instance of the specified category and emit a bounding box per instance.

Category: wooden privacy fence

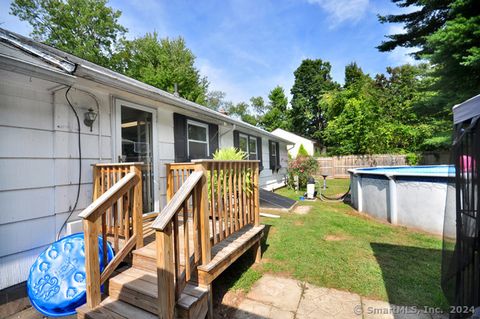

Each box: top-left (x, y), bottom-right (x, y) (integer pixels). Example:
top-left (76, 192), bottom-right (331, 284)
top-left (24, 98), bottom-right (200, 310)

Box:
top-left (316, 154), bottom-right (407, 178)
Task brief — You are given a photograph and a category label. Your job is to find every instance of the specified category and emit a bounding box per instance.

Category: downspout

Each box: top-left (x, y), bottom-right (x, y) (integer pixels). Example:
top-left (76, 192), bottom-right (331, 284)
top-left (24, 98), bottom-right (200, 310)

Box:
top-left (386, 174), bottom-right (398, 225)
top-left (219, 123), bottom-right (236, 148)
top-left (220, 123), bottom-right (236, 138)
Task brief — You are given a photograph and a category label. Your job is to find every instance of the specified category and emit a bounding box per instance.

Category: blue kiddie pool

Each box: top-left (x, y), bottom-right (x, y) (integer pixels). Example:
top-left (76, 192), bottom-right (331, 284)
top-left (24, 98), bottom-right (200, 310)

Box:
top-left (27, 233), bottom-right (114, 317)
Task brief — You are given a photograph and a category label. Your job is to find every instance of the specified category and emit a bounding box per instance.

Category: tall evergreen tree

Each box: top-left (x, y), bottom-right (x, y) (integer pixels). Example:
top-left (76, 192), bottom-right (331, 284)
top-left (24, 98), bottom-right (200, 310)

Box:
top-left (378, 0), bottom-right (480, 105)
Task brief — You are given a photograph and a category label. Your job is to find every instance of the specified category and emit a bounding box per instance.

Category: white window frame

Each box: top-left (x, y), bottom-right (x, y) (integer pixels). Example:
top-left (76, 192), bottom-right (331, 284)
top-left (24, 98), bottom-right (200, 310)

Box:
top-left (187, 119), bottom-right (209, 158)
top-left (248, 136), bottom-right (257, 159)
top-left (271, 141), bottom-right (277, 157)
top-left (239, 133), bottom-right (249, 153)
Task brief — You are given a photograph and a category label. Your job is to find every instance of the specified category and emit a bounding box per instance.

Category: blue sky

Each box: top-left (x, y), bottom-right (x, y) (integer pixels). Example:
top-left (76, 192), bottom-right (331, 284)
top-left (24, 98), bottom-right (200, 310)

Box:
top-left (0, 0), bottom-right (415, 104)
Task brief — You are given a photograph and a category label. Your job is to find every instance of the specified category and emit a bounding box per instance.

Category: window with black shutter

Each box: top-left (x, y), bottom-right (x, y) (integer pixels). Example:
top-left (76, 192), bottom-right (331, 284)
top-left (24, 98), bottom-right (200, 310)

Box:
top-left (173, 113), bottom-right (218, 162)
top-left (233, 130), bottom-right (263, 170)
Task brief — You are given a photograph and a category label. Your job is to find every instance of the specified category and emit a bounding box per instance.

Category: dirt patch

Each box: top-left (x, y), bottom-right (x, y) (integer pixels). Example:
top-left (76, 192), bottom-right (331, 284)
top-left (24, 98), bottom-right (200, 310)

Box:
top-left (324, 234), bottom-right (350, 241)
top-left (293, 205), bottom-right (312, 215)
top-left (294, 220), bottom-right (304, 226)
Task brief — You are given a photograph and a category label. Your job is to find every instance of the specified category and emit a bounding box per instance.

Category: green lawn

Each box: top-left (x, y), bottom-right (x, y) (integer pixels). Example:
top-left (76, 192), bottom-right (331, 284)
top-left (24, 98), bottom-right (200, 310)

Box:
top-left (215, 179), bottom-right (448, 309)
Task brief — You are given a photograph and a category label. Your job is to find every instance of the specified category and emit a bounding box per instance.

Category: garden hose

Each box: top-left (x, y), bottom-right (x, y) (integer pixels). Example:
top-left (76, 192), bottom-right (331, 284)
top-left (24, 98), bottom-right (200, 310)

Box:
top-left (316, 182), bottom-right (351, 202)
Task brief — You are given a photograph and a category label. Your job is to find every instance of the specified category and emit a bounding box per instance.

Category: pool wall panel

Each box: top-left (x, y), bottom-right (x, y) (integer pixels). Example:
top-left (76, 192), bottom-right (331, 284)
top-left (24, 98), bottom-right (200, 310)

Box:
top-left (361, 177), bottom-right (389, 221)
top-left (349, 169), bottom-right (455, 237)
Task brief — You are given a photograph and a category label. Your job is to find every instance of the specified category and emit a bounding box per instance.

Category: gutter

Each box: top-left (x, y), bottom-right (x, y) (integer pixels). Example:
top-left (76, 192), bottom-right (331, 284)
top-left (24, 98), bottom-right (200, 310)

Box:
top-left (0, 30), bottom-right (76, 73)
top-left (0, 53), bottom-right (76, 85)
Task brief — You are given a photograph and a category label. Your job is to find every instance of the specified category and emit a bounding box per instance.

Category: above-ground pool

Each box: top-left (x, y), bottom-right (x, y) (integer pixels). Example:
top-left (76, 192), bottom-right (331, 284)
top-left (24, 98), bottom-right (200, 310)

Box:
top-left (349, 165), bottom-right (455, 237)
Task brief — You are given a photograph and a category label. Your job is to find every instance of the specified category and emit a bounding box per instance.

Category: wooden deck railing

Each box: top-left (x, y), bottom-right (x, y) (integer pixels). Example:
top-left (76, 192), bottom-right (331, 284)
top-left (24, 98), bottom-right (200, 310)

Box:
top-left (91, 163), bottom-right (146, 243)
top-left (79, 164), bottom-right (143, 308)
top-left (152, 160), bottom-right (260, 319)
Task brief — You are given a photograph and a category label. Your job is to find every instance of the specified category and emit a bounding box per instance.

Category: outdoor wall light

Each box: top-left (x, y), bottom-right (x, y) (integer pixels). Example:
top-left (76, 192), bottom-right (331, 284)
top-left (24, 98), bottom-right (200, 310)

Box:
top-left (84, 108), bottom-right (97, 131)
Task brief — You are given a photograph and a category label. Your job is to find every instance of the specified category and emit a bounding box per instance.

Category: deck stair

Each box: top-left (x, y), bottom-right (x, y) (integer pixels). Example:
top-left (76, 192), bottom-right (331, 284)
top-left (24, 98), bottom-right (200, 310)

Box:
top-left (77, 161), bottom-right (262, 319)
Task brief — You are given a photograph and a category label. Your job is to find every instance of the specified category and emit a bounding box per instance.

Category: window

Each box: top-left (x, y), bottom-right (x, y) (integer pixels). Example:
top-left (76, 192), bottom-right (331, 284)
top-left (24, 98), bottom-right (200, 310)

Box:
top-left (248, 137), bottom-right (257, 160)
top-left (234, 131), bottom-right (263, 170)
top-left (187, 120), bottom-right (209, 159)
top-left (269, 140), bottom-right (280, 171)
top-left (238, 133), bottom-right (259, 160)
top-left (239, 134), bottom-right (248, 154)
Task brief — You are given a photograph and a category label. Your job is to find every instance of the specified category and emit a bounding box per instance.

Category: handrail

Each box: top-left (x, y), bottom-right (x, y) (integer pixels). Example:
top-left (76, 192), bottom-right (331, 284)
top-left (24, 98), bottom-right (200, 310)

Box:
top-left (79, 172), bottom-right (138, 221)
top-left (152, 171), bottom-right (203, 231)
top-left (156, 160), bottom-right (260, 319)
top-left (80, 164), bottom-right (143, 309)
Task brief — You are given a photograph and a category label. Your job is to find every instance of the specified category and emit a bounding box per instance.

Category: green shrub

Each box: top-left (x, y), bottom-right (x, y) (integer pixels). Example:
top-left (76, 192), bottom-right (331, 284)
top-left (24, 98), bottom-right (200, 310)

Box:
top-left (213, 147), bottom-right (247, 160)
top-left (287, 155), bottom-right (318, 189)
top-left (405, 153), bottom-right (420, 165)
top-left (297, 144), bottom-right (309, 157)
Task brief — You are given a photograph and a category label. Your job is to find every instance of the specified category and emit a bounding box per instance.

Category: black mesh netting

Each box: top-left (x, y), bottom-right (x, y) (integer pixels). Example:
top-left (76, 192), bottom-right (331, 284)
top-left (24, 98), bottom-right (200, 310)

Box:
top-left (442, 116), bottom-right (480, 318)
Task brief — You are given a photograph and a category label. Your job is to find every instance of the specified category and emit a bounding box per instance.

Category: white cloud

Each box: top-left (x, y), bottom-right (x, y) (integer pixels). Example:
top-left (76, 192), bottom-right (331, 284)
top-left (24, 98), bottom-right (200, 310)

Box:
top-left (306, 0), bottom-right (369, 26)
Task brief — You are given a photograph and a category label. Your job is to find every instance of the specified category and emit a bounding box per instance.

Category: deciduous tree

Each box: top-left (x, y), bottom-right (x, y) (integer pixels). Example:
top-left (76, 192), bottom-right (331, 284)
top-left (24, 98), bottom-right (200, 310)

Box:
top-left (10, 0), bottom-right (126, 68)
top-left (119, 33), bottom-right (209, 104)
top-left (290, 59), bottom-right (339, 144)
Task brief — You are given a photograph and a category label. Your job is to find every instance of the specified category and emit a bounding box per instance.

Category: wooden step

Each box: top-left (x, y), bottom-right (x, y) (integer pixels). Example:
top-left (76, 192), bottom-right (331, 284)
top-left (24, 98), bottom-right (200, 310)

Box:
top-left (108, 267), bottom-right (208, 318)
top-left (197, 224), bottom-right (264, 286)
top-left (132, 243), bottom-right (157, 272)
top-left (77, 297), bottom-right (157, 319)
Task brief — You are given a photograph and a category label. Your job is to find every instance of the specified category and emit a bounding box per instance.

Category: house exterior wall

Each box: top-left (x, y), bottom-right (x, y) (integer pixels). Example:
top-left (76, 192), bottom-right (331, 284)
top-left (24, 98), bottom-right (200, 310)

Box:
top-left (0, 68), bottom-right (287, 290)
top-left (0, 69), bottom-right (113, 289)
top-left (271, 128), bottom-right (316, 157)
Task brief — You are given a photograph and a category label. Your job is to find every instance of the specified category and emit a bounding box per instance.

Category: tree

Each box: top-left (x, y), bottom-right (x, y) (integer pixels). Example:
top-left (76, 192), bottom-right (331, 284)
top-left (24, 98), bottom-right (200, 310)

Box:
top-left (225, 101), bottom-right (257, 126)
top-left (377, 0), bottom-right (451, 58)
top-left (205, 90), bottom-right (226, 111)
top-left (344, 62), bottom-right (367, 88)
top-left (10, 0), bottom-right (126, 68)
top-left (119, 33), bottom-right (209, 104)
top-left (297, 144), bottom-right (309, 157)
top-left (250, 96), bottom-right (267, 115)
top-left (290, 59), bottom-right (339, 144)
top-left (378, 0), bottom-right (480, 105)
top-left (260, 86), bottom-right (290, 132)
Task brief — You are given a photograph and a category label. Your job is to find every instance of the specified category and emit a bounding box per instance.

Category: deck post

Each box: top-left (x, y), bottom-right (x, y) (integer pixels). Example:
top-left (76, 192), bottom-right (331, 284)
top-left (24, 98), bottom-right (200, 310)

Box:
top-left (156, 224), bottom-right (175, 319)
top-left (166, 163), bottom-right (173, 201)
top-left (254, 162), bottom-right (260, 227)
top-left (131, 165), bottom-right (144, 248)
top-left (83, 218), bottom-right (101, 308)
top-left (195, 162), bottom-right (212, 265)
top-left (195, 162), bottom-right (213, 319)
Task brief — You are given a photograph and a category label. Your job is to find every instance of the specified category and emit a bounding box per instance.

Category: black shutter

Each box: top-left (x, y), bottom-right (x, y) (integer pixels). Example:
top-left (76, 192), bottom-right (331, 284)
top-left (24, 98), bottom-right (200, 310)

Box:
top-left (233, 130), bottom-right (239, 148)
top-left (208, 123), bottom-right (219, 158)
top-left (173, 113), bottom-right (188, 162)
top-left (256, 136), bottom-right (263, 171)
top-left (276, 142), bottom-right (280, 168)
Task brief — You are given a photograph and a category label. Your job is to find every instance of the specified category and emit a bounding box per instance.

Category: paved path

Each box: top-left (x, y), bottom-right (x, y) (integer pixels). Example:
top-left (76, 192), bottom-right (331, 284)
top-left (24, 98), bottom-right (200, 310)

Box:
top-left (233, 275), bottom-right (449, 319)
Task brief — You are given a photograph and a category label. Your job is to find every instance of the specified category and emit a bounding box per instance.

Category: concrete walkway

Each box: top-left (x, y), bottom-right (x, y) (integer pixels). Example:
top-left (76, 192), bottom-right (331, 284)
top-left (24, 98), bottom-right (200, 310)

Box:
top-left (233, 275), bottom-right (449, 319)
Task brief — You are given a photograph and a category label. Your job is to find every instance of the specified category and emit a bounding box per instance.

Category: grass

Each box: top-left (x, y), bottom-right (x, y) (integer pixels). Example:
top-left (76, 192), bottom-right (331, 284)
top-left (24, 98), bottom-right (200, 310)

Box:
top-left (216, 178), bottom-right (448, 309)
